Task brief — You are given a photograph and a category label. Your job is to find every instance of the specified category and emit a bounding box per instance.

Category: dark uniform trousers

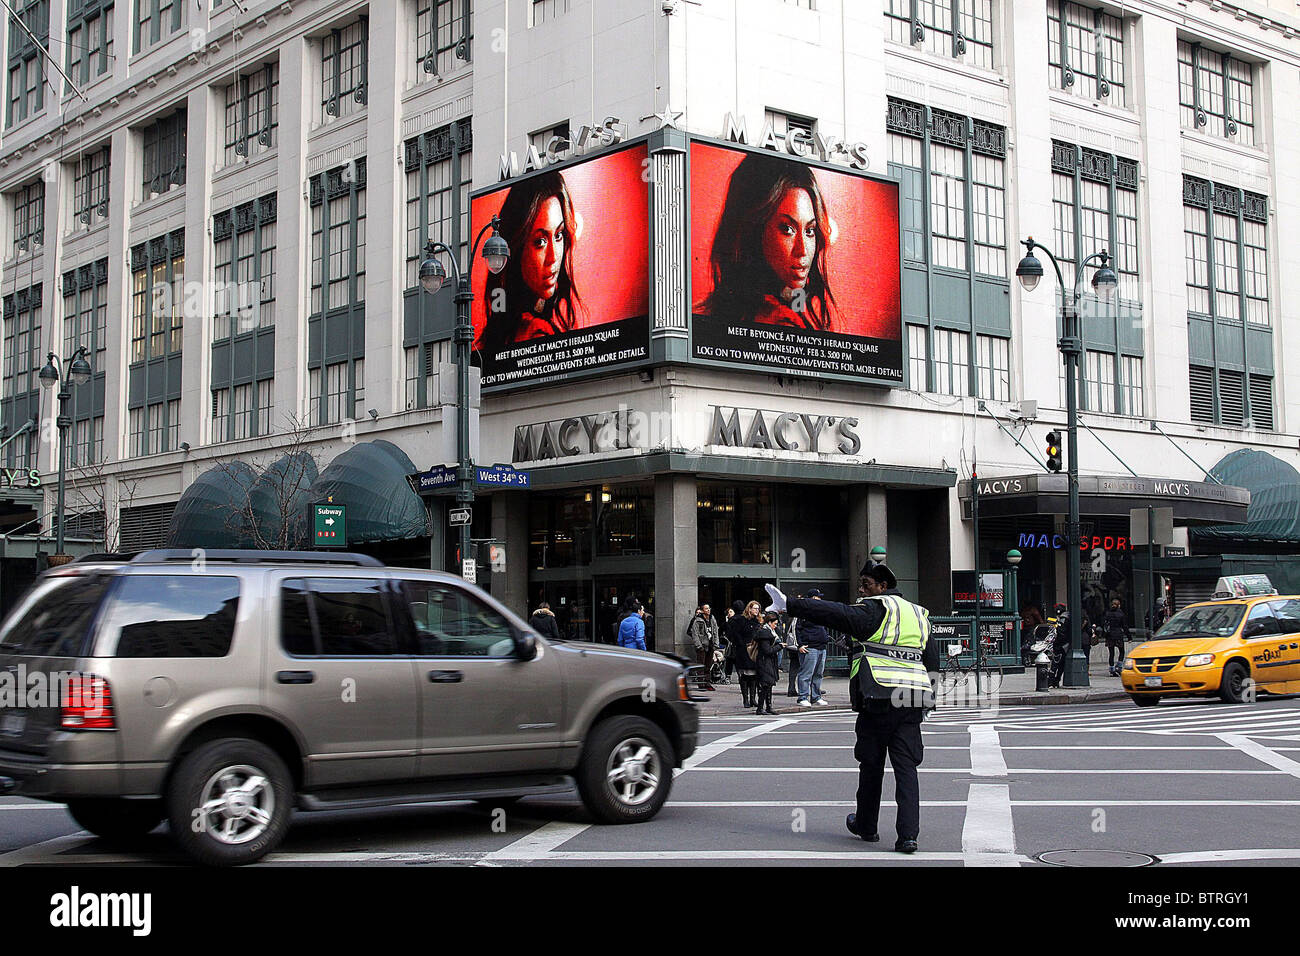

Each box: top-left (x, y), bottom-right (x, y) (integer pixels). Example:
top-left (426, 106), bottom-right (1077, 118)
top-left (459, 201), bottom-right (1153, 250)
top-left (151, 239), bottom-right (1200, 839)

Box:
top-left (853, 702), bottom-right (925, 841)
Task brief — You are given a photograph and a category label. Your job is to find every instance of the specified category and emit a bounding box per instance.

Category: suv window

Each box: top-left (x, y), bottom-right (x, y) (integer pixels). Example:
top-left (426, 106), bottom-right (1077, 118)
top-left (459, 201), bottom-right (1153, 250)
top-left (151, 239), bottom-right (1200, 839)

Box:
top-left (1267, 599), bottom-right (1300, 635)
top-left (1242, 602), bottom-right (1281, 639)
top-left (281, 578), bottom-right (396, 656)
top-left (0, 575), bottom-right (113, 657)
top-left (401, 580), bottom-right (515, 657)
top-left (109, 575), bottom-right (241, 658)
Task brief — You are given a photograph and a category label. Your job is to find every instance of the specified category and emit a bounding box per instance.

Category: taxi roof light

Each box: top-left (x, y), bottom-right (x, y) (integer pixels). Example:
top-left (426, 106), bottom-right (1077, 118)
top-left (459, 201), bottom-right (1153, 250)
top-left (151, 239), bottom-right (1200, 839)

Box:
top-left (1211, 574), bottom-right (1277, 600)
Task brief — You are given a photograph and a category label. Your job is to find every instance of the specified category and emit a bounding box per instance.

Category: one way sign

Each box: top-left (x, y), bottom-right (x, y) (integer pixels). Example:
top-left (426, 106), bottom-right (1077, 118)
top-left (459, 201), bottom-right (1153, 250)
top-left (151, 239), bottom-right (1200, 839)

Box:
top-left (449, 508), bottom-right (472, 527)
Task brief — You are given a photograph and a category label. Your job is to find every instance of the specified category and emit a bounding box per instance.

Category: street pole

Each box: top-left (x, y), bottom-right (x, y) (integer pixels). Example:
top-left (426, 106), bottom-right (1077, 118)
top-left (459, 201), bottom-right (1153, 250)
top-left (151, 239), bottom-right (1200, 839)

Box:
top-left (1147, 503), bottom-right (1156, 638)
top-left (1016, 241), bottom-right (1116, 688)
top-left (972, 457), bottom-right (982, 696)
top-left (55, 385), bottom-right (70, 557)
top-left (40, 349), bottom-right (91, 565)
top-left (455, 275), bottom-right (474, 580)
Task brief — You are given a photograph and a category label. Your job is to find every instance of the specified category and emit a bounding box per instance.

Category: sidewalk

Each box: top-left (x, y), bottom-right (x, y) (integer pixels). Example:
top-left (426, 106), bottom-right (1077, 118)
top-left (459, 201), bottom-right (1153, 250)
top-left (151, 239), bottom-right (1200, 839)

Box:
top-left (691, 656), bottom-right (1128, 718)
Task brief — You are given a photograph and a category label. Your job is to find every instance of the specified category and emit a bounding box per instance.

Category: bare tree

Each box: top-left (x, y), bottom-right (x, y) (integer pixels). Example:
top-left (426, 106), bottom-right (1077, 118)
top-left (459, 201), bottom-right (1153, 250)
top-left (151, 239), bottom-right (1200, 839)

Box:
top-left (193, 413), bottom-right (322, 551)
top-left (66, 458), bottom-right (142, 552)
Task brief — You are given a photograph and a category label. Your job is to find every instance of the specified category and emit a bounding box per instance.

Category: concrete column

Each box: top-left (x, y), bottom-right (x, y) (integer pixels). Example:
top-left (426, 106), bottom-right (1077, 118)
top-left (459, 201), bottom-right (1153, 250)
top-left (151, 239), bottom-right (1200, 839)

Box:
top-left (363, 3), bottom-right (403, 418)
top-left (180, 85), bottom-right (217, 450)
top-left (103, 125), bottom-right (134, 461)
top-left (865, 485), bottom-right (888, 568)
top-left (490, 492), bottom-right (528, 617)
top-left (655, 472), bottom-right (697, 659)
top-left (273, 36), bottom-right (308, 423)
top-left (848, 484), bottom-right (869, 582)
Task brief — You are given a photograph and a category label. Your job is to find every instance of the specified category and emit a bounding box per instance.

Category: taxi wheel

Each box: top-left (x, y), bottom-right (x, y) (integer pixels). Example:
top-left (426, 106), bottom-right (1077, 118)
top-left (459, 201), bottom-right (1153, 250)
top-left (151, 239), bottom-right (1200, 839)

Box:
top-left (1130, 695), bottom-right (1159, 707)
top-left (1219, 662), bottom-right (1248, 704)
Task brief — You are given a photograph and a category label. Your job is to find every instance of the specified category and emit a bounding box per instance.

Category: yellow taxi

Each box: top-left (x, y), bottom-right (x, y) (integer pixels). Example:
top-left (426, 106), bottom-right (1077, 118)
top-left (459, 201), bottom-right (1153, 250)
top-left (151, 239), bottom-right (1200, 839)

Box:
top-left (1122, 575), bottom-right (1300, 707)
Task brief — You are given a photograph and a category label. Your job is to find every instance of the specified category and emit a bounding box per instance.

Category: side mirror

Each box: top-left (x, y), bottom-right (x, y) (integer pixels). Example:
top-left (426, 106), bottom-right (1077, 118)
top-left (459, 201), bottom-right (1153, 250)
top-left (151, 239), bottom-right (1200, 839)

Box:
top-left (514, 631), bottom-right (538, 661)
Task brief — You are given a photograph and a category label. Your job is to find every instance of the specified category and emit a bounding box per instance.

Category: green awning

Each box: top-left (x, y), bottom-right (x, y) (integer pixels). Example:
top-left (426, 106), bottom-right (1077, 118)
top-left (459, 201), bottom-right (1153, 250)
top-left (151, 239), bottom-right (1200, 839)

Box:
top-left (167, 461), bottom-right (258, 549)
top-left (1194, 449), bottom-right (1300, 544)
top-left (305, 440), bottom-right (429, 544)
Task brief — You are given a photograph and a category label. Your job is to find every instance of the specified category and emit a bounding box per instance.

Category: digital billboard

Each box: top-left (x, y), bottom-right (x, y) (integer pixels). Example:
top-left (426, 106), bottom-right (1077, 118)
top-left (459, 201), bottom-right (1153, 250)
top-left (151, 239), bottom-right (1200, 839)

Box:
top-left (689, 140), bottom-right (903, 385)
top-left (470, 142), bottom-right (650, 389)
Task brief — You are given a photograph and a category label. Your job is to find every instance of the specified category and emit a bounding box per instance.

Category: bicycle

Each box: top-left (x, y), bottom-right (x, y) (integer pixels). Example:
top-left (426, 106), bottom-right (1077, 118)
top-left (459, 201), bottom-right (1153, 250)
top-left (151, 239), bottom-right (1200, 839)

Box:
top-left (937, 638), bottom-right (1003, 699)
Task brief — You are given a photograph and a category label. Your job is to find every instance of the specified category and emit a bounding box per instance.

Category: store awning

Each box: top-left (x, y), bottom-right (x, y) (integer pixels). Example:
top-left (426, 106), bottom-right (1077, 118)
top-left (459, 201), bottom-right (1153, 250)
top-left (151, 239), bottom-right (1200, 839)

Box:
top-left (1194, 449), bottom-right (1300, 544)
top-left (957, 473), bottom-right (1250, 525)
top-left (167, 461), bottom-right (258, 549)
top-left (305, 440), bottom-right (429, 543)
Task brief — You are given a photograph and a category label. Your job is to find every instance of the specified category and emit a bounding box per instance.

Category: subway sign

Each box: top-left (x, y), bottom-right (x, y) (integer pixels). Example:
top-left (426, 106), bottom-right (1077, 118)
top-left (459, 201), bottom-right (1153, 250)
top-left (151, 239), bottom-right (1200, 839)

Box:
top-left (1018, 533), bottom-right (1134, 551)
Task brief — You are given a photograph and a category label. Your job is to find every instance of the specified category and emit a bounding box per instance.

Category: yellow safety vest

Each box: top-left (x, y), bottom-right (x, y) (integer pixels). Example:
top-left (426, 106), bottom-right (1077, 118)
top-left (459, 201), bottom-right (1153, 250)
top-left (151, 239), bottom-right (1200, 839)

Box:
top-left (850, 595), bottom-right (932, 699)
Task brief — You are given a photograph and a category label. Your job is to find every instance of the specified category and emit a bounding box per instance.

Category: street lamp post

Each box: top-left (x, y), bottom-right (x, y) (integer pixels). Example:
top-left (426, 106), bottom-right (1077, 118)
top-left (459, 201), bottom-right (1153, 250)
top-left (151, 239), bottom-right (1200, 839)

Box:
top-left (419, 219), bottom-right (509, 579)
top-left (1015, 238), bottom-right (1117, 687)
top-left (39, 347), bottom-right (93, 562)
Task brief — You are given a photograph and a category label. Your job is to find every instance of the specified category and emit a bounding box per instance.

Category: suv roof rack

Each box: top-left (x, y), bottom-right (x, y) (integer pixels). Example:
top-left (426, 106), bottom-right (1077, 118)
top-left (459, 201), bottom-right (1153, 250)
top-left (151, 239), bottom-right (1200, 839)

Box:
top-left (126, 549), bottom-right (385, 568)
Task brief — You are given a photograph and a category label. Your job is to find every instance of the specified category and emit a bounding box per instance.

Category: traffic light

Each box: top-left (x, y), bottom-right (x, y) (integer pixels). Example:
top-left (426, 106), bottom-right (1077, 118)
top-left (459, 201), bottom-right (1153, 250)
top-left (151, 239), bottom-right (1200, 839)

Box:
top-left (1045, 430), bottom-right (1062, 473)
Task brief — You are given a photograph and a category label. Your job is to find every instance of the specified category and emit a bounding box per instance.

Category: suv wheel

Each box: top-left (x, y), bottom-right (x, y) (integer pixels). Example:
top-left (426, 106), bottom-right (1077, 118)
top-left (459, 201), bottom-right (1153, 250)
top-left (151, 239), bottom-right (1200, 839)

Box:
top-left (166, 738), bottom-right (293, 866)
top-left (576, 716), bottom-right (673, 824)
top-left (66, 798), bottom-right (164, 842)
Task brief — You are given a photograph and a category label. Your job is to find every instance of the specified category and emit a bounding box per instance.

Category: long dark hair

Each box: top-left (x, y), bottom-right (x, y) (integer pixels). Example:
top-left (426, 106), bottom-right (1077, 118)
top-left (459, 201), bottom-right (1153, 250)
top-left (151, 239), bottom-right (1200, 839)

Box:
top-left (703, 153), bottom-right (837, 330)
top-left (480, 171), bottom-right (583, 357)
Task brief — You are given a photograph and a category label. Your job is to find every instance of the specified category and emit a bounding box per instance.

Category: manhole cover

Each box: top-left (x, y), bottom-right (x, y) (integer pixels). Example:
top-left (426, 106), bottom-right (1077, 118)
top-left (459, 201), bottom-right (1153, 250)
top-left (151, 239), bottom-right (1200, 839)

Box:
top-left (1038, 849), bottom-right (1157, 867)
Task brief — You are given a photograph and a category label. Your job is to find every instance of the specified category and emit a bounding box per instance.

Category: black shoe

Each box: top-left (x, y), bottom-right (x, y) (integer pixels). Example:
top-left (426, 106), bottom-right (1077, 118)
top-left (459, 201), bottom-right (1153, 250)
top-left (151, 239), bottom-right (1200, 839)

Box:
top-left (764, 708), bottom-right (776, 715)
top-left (755, 707), bottom-right (764, 715)
top-left (846, 814), bottom-right (880, 842)
top-left (895, 839), bottom-right (918, 854)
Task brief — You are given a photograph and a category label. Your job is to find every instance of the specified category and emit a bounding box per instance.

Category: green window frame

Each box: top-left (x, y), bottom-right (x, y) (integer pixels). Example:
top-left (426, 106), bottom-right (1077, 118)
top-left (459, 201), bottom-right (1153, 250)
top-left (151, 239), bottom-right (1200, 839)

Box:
top-left (322, 17), bottom-right (368, 121)
top-left (1, 284), bottom-right (42, 469)
top-left (417, 0), bottom-right (472, 78)
top-left (6, 1), bottom-right (49, 128)
top-left (61, 260), bottom-right (109, 464)
top-left (884, 0), bottom-right (994, 70)
top-left (1047, 0), bottom-right (1125, 107)
top-left (1178, 39), bottom-right (1254, 146)
top-left (133, 0), bottom-right (183, 54)
top-left (67, 0), bottom-right (114, 88)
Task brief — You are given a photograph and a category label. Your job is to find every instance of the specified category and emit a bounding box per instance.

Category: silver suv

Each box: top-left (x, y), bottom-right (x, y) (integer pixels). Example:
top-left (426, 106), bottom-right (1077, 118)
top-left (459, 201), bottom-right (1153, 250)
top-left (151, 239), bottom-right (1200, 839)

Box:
top-left (0, 550), bottom-right (697, 865)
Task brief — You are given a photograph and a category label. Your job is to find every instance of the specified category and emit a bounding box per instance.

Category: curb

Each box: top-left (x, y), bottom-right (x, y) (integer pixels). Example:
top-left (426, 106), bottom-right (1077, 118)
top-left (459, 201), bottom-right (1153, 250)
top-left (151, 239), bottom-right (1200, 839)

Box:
top-left (697, 692), bottom-right (1130, 717)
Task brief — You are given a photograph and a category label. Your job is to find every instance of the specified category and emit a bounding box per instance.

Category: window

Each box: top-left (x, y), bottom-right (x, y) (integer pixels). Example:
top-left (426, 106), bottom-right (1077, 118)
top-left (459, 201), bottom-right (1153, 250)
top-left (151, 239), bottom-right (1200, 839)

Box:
top-left (932, 328), bottom-right (969, 396)
top-left (404, 120), bottom-right (472, 288)
top-left (0, 574), bottom-right (113, 658)
top-left (417, 0), bottom-right (471, 79)
top-left (129, 231), bottom-right (184, 455)
top-left (531, 0), bottom-right (570, 27)
top-left (976, 334), bottom-right (1009, 401)
top-left (108, 576), bottom-right (240, 658)
top-left (212, 195), bottom-right (276, 340)
top-left (223, 63), bottom-right (278, 165)
top-left (697, 482), bottom-right (773, 565)
top-left (1119, 355), bottom-right (1143, 418)
top-left (529, 121), bottom-right (569, 157)
top-left (72, 146), bottom-right (111, 229)
top-left (61, 259), bottom-right (109, 465)
top-left (1047, 1), bottom-right (1125, 107)
top-left (1178, 40), bottom-right (1255, 146)
top-left (404, 343), bottom-right (437, 412)
top-left (211, 381), bottom-right (269, 444)
top-left (887, 98), bottom-right (1009, 395)
top-left (134, 0), bottom-right (184, 53)
top-left (402, 580), bottom-right (516, 657)
top-left (141, 107), bottom-right (187, 198)
top-left (280, 578), bottom-right (395, 656)
top-left (11, 179), bottom-right (44, 257)
top-left (1243, 602), bottom-right (1280, 639)
top-left (322, 17), bottom-right (368, 122)
top-left (67, 0), bottom-right (113, 87)
top-left (1, 285), bottom-right (41, 469)
top-left (309, 160), bottom-right (367, 425)
top-left (764, 109), bottom-right (816, 143)
top-left (1052, 142), bottom-right (1142, 415)
top-left (6, 1), bottom-right (49, 128)
top-left (1183, 177), bottom-right (1271, 429)
top-left (884, 0), bottom-right (994, 70)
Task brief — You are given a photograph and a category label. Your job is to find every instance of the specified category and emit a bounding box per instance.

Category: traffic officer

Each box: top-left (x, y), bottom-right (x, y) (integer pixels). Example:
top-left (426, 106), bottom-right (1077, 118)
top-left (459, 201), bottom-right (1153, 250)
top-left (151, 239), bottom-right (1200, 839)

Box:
top-left (765, 563), bottom-right (938, 853)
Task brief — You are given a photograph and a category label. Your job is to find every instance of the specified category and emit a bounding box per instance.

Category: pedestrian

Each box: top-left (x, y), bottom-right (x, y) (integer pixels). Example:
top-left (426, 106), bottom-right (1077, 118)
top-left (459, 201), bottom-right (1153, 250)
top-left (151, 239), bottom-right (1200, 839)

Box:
top-left (724, 601), bottom-right (743, 681)
top-left (617, 600), bottom-right (647, 650)
top-left (1021, 601), bottom-right (1044, 632)
top-left (529, 601), bottom-right (562, 642)
top-left (782, 611), bottom-right (801, 696)
top-left (1103, 598), bottom-right (1129, 677)
top-left (689, 603), bottom-right (720, 690)
top-left (728, 600), bottom-right (762, 708)
top-left (794, 588), bottom-right (831, 707)
top-left (754, 612), bottom-right (782, 715)
top-left (765, 562), bottom-right (937, 854)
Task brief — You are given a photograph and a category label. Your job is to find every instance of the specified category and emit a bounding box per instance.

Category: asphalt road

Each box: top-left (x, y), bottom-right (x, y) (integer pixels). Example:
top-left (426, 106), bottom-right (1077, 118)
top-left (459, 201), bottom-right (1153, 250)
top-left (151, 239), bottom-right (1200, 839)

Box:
top-left (2, 696), bottom-right (1299, 867)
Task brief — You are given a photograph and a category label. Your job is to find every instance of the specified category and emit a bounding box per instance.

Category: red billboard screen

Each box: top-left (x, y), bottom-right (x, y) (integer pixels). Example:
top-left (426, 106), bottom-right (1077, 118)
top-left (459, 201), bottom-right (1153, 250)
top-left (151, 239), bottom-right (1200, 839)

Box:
top-left (689, 140), bottom-right (903, 384)
top-left (470, 142), bottom-right (650, 388)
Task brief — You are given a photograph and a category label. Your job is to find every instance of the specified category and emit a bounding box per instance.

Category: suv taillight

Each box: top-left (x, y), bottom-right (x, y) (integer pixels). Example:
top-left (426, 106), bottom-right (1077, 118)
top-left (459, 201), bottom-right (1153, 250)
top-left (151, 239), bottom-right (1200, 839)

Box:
top-left (61, 675), bottom-right (116, 731)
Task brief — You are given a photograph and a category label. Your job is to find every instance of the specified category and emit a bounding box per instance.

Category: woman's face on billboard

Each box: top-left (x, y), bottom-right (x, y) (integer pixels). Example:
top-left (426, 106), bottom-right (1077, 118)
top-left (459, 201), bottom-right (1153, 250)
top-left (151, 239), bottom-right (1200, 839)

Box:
top-left (521, 196), bottom-right (566, 304)
top-left (760, 188), bottom-right (816, 291)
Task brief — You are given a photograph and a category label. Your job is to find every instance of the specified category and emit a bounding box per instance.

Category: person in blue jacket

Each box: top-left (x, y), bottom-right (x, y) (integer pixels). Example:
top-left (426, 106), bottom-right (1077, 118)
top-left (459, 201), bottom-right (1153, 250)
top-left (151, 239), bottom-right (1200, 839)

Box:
top-left (617, 600), bottom-right (648, 650)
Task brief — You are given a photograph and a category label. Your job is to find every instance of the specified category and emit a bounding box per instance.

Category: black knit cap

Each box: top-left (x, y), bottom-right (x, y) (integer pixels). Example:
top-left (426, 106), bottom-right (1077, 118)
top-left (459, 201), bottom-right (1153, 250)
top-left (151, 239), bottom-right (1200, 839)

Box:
top-left (732, 600), bottom-right (746, 614)
top-left (861, 563), bottom-right (898, 590)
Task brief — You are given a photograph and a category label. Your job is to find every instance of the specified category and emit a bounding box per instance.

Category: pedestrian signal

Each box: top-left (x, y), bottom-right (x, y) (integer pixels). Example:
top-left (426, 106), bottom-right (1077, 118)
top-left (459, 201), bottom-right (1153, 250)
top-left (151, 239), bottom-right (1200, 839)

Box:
top-left (1045, 430), bottom-right (1062, 473)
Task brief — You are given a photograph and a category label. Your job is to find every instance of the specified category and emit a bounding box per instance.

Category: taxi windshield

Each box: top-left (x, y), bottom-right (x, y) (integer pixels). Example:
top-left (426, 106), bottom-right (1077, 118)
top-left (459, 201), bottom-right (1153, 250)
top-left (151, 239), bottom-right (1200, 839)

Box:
top-left (1154, 604), bottom-right (1246, 639)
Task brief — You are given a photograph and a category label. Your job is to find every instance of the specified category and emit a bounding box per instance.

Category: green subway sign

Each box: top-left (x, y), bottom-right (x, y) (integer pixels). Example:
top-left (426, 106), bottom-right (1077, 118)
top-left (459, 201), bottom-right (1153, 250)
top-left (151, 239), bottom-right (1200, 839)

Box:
top-left (312, 503), bottom-right (346, 548)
